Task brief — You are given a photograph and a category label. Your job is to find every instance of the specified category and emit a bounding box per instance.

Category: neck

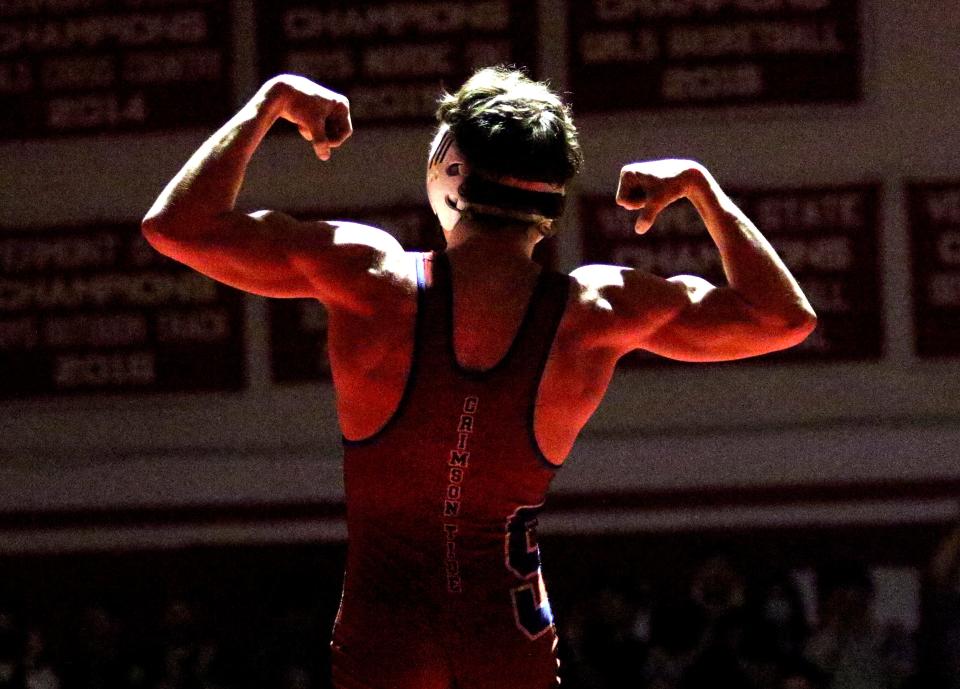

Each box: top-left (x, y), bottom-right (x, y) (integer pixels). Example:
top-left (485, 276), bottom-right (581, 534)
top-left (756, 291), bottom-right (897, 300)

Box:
top-left (444, 221), bottom-right (541, 262)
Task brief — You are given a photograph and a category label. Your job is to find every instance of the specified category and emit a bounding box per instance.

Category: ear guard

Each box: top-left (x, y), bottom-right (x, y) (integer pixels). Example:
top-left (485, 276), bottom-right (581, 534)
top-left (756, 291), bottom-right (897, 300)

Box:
top-left (427, 126), bottom-right (566, 232)
top-left (426, 127), bottom-right (469, 232)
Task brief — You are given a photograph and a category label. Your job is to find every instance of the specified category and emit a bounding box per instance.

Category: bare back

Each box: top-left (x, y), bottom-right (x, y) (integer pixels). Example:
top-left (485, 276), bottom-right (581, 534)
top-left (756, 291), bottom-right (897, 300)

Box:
top-left (327, 250), bottom-right (622, 464)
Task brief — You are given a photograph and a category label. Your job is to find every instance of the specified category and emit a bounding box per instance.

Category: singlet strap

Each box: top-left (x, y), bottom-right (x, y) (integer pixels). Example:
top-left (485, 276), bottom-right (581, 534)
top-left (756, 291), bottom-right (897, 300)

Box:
top-left (513, 270), bottom-right (570, 469)
top-left (414, 251), bottom-right (457, 372)
top-left (414, 252), bottom-right (570, 383)
top-left (507, 269), bottom-right (570, 382)
top-left (439, 252), bottom-right (560, 379)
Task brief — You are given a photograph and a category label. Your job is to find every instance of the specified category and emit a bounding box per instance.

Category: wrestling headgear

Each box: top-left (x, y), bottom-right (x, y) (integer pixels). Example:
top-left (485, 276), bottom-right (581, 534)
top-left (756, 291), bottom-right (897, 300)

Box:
top-left (426, 125), bottom-right (567, 233)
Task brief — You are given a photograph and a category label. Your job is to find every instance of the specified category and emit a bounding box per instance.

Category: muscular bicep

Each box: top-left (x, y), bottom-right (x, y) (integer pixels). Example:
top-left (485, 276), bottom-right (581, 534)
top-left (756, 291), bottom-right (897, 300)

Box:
top-left (142, 210), bottom-right (407, 309)
top-left (571, 266), bottom-right (811, 362)
top-left (639, 275), bottom-right (811, 361)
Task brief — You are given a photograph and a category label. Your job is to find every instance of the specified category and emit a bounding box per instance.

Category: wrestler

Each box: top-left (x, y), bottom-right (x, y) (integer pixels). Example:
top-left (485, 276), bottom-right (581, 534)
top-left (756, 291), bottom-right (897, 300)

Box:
top-left (142, 67), bottom-right (816, 688)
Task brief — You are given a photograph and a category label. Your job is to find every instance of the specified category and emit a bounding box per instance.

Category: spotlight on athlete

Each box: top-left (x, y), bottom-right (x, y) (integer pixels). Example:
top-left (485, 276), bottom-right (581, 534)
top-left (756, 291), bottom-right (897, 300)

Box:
top-left (142, 66), bottom-right (816, 689)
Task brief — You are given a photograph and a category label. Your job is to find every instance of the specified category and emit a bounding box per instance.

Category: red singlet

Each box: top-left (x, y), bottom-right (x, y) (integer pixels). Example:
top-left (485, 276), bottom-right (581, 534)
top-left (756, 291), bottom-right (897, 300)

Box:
top-left (331, 251), bottom-right (571, 689)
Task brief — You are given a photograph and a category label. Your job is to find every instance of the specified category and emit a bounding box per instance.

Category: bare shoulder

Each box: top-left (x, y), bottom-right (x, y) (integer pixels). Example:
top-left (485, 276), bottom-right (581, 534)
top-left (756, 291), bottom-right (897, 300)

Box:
top-left (566, 263), bottom-right (691, 351)
top-left (317, 219), bottom-right (417, 291)
top-left (567, 263), bottom-right (689, 321)
top-left (267, 214), bottom-right (417, 312)
top-left (261, 213), bottom-right (406, 272)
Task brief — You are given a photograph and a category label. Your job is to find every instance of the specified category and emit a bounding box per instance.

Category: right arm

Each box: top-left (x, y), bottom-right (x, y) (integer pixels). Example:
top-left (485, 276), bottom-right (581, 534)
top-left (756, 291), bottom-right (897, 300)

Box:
top-left (141, 75), bottom-right (407, 311)
top-left (574, 160), bottom-right (816, 362)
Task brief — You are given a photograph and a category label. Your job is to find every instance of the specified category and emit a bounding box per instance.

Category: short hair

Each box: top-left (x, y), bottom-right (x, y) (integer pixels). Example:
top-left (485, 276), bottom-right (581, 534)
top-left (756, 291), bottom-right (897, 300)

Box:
top-left (436, 66), bottom-right (583, 187)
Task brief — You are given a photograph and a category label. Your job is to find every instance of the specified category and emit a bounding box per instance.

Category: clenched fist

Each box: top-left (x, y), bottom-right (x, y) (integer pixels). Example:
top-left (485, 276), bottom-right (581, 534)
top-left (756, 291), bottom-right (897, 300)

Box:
top-left (262, 74), bottom-right (352, 161)
top-left (616, 159), bottom-right (707, 234)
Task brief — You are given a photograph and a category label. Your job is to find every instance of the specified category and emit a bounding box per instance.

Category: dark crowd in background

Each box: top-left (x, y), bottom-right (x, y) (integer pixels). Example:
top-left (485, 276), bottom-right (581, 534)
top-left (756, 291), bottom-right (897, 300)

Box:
top-left (1, 526), bottom-right (958, 689)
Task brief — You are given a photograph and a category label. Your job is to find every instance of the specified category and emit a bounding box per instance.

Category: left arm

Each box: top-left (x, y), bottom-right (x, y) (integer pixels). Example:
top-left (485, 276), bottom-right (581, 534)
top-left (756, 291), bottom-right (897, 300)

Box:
top-left (578, 160), bottom-right (817, 362)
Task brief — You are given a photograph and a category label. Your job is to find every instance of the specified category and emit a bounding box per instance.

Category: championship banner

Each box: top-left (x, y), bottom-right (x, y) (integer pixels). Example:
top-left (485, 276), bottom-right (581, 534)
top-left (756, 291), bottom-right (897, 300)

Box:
top-left (581, 184), bottom-right (882, 364)
top-left (270, 205), bottom-right (557, 382)
top-left (255, 0), bottom-right (537, 123)
top-left (0, 0), bottom-right (232, 138)
top-left (569, 0), bottom-right (861, 110)
top-left (0, 223), bottom-right (245, 396)
top-left (909, 181), bottom-right (960, 358)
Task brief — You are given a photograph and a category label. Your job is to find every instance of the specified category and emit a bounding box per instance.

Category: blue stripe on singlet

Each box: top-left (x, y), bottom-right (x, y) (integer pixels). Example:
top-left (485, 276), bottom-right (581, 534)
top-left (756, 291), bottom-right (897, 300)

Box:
top-left (416, 251), bottom-right (426, 290)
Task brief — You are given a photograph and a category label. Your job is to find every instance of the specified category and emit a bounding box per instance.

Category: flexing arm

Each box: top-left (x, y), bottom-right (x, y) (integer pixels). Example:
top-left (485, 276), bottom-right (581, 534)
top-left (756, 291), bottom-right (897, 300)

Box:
top-left (579, 160), bottom-right (816, 361)
top-left (142, 75), bottom-right (405, 309)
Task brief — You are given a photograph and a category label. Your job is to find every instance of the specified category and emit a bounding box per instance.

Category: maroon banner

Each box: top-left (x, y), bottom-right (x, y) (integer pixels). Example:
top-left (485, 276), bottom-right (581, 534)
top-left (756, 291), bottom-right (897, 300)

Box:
top-left (0, 223), bottom-right (245, 396)
top-left (581, 184), bottom-right (882, 364)
top-left (270, 205), bottom-right (558, 382)
top-left (0, 0), bottom-right (232, 138)
top-left (568, 0), bottom-right (861, 110)
top-left (255, 0), bottom-right (538, 124)
top-left (909, 181), bottom-right (960, 358)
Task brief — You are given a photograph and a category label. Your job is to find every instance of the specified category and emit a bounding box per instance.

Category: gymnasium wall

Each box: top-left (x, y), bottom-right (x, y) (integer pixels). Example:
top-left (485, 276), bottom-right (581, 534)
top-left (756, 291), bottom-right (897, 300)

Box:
top-left (1, 0), bottom-right (959, 550)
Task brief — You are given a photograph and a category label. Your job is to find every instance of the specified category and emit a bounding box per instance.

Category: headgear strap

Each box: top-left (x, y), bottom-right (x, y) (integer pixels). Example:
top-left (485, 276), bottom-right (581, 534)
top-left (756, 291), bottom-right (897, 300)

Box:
top-left (426, 125), bottom-right (567, 229)
top-left (458, 175), bottom-right (566, 220)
